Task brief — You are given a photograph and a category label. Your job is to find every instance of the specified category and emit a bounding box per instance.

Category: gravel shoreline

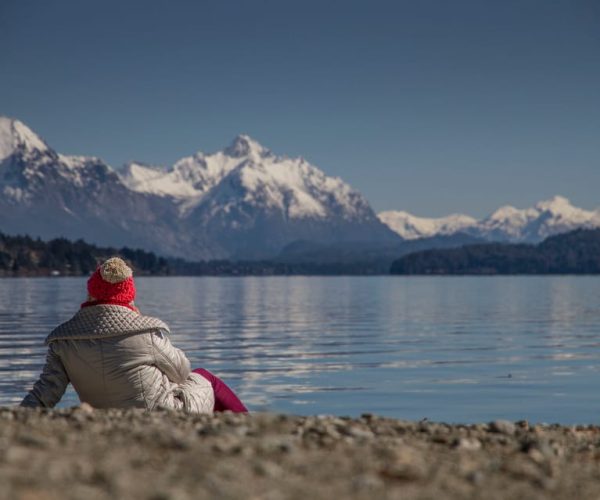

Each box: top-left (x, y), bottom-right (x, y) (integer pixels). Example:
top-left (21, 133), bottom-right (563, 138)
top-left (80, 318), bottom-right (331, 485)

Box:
top-left (1, 407), bottom-right (599, 499)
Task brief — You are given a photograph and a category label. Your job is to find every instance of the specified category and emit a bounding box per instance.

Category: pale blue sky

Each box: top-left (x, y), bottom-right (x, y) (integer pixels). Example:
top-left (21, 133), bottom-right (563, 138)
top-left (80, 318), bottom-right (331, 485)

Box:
top-left (1, 0), bottom-right (599, 217)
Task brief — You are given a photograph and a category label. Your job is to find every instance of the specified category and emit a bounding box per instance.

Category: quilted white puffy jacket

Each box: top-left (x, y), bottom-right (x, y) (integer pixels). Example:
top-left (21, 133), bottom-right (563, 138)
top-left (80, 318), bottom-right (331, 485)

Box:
top-left (20, 305), bottom-right (214, 413)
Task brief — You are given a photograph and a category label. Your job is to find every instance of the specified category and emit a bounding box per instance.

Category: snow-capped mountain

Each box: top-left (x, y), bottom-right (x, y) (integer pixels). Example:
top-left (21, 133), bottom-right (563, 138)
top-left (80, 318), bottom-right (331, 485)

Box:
top-left (0, 117), bottom-right (189, 257)
top-left (121, 135), bottom-right (371, 218)
top-left (121, 134), bottom-right (396, 258)
top-left (0, 117), bottom-right (398, 260)
top-left (475, 196), bottom-right (600, 242)
top-left (379, 196), bottom-right (600, 243)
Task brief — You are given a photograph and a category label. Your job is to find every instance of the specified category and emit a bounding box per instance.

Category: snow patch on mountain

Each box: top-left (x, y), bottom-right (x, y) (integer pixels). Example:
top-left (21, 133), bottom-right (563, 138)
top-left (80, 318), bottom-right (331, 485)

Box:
top-left (120, 161), bottom-right (199, 199)
top-left (58, 154), bottom-right (99, 170)
top-left (377, 211), bottom-right (477, 240)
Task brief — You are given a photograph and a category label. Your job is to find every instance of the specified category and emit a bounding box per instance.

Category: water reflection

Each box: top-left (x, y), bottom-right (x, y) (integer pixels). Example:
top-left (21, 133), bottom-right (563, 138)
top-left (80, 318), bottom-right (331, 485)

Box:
top-left (1, 276), bottom-right (600, 423)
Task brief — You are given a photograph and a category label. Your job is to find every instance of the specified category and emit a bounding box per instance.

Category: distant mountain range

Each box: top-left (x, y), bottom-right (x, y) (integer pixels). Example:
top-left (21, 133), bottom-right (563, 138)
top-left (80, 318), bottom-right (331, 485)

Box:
top-left (390, 229), bottom-right (600, 275)
top-left (1, 116), bottom-right (598, 262)
top-left (379, 196), bottom-right (600, 243)
top-left (0, 117), bottom-right (397, 260)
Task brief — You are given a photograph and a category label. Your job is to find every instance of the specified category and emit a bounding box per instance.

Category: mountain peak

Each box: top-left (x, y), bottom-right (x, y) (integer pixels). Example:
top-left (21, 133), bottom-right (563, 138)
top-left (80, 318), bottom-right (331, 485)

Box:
top-left (0, 116), bottom-right (49, 162)
top-left (225, 134), bottom-right (268, 158)
top-left (535, 195), bottom-right (573, 213)
top-left (487, 204), bottom-right (522, 220)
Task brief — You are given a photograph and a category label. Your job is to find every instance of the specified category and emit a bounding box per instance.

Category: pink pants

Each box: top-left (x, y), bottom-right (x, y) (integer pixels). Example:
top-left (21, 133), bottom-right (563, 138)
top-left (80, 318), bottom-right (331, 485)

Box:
top-left (193, 368), bottom-right (248, 413)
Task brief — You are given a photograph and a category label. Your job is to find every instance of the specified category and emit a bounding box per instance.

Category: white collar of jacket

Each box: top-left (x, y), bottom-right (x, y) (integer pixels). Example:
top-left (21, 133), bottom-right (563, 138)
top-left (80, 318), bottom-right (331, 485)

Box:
top-left (45, 305), bottom-right (170, 344)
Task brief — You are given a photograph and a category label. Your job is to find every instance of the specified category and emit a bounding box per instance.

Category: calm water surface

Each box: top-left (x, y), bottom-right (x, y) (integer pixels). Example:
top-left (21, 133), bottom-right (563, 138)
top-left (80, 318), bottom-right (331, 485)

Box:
top-left (1, 276), bottom-right (599, 424)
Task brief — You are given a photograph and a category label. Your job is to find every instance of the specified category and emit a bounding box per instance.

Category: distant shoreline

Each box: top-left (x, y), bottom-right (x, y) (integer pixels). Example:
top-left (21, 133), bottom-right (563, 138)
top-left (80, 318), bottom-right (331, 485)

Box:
top-left (2, 228), bottom-right (600, 277)
top-left (391, 228), bottom-right (600, 275)
top-left (2, 272), bottom-right (600, 278)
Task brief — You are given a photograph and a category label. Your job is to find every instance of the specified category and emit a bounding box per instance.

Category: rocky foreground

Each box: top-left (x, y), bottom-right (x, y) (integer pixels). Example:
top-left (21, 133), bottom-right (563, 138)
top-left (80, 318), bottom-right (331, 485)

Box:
top-left (1, 407), bottom-right (600, 500)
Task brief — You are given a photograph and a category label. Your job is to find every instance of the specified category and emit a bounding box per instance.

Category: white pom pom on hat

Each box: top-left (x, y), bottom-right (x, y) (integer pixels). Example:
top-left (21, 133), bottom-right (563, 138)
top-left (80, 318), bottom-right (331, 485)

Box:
top-left (99, 257), bottom-right (133, 284)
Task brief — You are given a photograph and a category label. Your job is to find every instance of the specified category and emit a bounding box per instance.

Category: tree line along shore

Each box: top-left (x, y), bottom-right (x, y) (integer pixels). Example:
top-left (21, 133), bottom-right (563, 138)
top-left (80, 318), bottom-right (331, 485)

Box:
top-left (0, 228), bottom-right (599, 277)
top-left (390, 228), bottom-right (600, 275)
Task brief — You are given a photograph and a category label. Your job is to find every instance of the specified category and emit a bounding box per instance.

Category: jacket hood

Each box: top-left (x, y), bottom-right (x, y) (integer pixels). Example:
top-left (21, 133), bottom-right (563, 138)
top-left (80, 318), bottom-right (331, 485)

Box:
top-left (46, 305), bottom-right (170, 344)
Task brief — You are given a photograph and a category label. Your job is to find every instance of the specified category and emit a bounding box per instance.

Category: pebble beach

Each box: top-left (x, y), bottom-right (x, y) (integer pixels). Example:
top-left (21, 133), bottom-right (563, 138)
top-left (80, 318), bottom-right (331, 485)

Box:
top-left (1, 407), bottom-right (600, 500)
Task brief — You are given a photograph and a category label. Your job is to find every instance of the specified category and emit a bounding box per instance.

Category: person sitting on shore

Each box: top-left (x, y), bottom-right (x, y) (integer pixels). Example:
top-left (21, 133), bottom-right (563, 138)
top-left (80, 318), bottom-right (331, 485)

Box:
top-left (20, 257), bottom-right (247, 413)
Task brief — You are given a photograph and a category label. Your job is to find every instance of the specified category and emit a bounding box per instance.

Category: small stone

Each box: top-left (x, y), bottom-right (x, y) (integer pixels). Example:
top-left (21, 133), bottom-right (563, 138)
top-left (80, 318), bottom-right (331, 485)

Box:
top-left (5, 446), bottom-right (30, 464)
top-left (494, 435), bottom-right (510, 445)
top-left (211, 436), bottom-right (242, 454)
top-left (453, 437), bottom-right (482, 451)
top-left (470, 423), bottom-right (488, 434)
top-left (489, 420), bottom-right (516, 435)
top-left (528, 448), bottom-right (547, 464)
top-left (380, 462), bottom-right (425, 481)
top-left (253, 460), bottom-right (283, 478)
top-left (353, 473), bottom-right (384, 490)
top-left (324, 425), bottom-right (342, 440)
top-left (233, 425), bottom-right (249, 437)
top-left (538, 478), bottom-right (557, 490)
top-left (257, 436), bottom-right (295, 454)
top-left (380, 448), bottom-right (426, 481)
top-left (150, 490), bottom-right (191, 500)
top-left (79, 402), bottom-right (94, 413)
top-left (17, 434), bottom-right (49, 448)
top-left (418, 421), bottom-right (432, 433)
top-left (467, 471), bottom-right (484, 484)
top-left (431, 434), bottom-right (450, 444)
top-left (523, 438), bottom-right (554, 460)
top-left (347, 427), bottom-right (375, 440)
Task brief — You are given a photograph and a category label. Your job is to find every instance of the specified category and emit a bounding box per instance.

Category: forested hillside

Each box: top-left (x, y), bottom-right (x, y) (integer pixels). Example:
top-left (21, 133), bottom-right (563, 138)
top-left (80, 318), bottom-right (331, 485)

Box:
top-left (390, 229), bottom-right (600, 275)
top-left (0, 233), bottom-right (168, 276)
top-left (0, 232), bottom-right (387, 276)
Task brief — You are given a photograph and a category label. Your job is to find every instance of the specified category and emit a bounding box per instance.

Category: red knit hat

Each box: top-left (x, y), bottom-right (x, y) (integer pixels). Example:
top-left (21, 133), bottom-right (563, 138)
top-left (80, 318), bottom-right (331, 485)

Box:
top-left (86, 257), bottom-right (136, 304)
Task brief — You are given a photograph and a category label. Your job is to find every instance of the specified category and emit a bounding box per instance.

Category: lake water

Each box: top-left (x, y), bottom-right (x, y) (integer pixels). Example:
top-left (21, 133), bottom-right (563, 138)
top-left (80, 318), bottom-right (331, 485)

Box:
top-left (1, 276), bottom-right (599, 424)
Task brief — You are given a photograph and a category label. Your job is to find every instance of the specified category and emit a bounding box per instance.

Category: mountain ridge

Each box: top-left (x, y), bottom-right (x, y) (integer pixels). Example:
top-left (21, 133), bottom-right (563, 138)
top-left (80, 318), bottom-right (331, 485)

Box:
top-left (379, 196), bottom-right (600, 243)
top-left (3, 116), bottom-right (597, 261)
top-left (0, 117), bottom-right (398, 260)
